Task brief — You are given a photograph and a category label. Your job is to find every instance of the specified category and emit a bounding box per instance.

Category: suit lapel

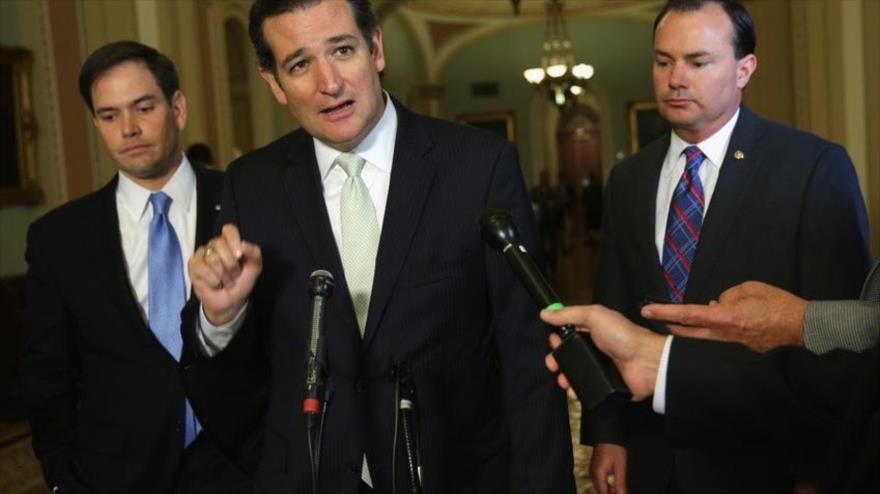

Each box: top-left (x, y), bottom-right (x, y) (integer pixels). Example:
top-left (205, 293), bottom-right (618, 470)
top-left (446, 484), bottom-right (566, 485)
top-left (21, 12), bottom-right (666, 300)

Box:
top-left (635, 135), bottom-right (670, 299)
top-left (192, 166), bottom-right (222, 300)
top-left (686, 107), bottom-right (765, 302)
top-left (278, 132), bottom-right (349, 297)
top-left (92, 177), bottom-right (151, 332)
top-left (193, 166), bottom-right (222, 246)
top-left (361, 102), bottom-right (438, 351)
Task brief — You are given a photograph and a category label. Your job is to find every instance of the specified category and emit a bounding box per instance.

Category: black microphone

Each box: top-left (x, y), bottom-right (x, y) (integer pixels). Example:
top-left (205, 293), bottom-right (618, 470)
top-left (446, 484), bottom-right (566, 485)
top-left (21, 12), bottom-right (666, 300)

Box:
top-left (480, 208), bottom-right (631, 411)
top-left (304, 269), bottom-right (334, 419)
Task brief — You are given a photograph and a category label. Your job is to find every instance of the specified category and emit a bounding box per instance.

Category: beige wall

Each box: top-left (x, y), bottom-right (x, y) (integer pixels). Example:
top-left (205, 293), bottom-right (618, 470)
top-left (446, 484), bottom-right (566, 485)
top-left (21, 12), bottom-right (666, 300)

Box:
top-left (863, 0), bottom-right (880, 258)
top-left (746, 0), bottom-right (878, 258)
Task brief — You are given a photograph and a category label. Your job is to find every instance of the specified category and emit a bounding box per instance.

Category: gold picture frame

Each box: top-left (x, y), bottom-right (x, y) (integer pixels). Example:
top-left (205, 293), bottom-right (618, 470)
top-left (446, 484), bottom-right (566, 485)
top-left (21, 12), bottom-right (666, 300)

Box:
top-left (457, 111), bottom-right (516, 142)
top-left (627, 100), bottom-right (668, 154)
top-left (1, 46), bottom-right (41, 207)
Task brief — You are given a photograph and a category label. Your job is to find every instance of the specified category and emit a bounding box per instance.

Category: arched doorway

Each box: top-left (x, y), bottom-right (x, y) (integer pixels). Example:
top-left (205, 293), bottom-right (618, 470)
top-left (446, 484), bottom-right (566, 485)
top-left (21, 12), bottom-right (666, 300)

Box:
top-left (556, 104), bottom-right (602, 243)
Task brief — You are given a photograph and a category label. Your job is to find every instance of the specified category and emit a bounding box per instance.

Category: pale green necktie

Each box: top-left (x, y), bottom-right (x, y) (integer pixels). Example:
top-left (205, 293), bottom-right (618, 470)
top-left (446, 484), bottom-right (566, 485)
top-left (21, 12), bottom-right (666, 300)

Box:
top-left (337, 152), bottom-right (378, 486)
top-left (337, 152), bottom-right (379, 337)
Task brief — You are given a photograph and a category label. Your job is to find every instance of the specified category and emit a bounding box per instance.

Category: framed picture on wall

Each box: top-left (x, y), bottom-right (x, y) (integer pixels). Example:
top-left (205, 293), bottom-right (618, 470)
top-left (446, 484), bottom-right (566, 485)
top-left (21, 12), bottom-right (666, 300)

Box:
top-left (1, 46), bottom-right (41, 207)
top-left (627, 100), bottom-right (669, 154)
top-left (457, 111), bottom-right (516, 142)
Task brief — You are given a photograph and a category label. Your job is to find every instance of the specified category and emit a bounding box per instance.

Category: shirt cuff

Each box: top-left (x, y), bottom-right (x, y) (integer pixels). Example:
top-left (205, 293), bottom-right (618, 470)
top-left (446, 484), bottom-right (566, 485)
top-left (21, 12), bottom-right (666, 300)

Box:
top-left (652, 335), bottom-right (674, 415)
top-left (197, 302), bottom-right (248, 357)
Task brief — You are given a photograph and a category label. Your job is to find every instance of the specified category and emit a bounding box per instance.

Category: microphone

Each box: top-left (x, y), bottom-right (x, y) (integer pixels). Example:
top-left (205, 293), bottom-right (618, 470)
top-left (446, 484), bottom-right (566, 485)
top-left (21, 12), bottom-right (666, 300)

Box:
top-left (479, 208), bottom-right (631, 411)
top-left (304, 269), bottom-right (334, 419)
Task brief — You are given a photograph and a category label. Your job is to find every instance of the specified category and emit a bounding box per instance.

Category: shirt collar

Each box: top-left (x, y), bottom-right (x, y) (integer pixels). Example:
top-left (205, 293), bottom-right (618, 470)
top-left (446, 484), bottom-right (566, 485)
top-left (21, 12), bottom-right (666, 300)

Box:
top-left (116, 155), bottom-right (196, 220)
top-left (668, 108), bottom-right (740, 167)
top-left (314, 91), bottom-right (398, 180)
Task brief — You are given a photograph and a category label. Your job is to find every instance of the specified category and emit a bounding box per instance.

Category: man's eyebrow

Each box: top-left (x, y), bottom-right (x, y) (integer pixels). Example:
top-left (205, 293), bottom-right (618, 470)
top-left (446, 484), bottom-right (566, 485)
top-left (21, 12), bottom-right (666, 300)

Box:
top-left (130, 94), bottom-right (158, 106)
top-left (279, 47), bottom-right (307, 69)
top-left (653, 49), bottom-right (713, 59)
top-left (94, 94), bottom-right (157, 114)
top-left (327, 34), bottom-right (357, 45)
top-left (278, 34), bottom-right (359, 69)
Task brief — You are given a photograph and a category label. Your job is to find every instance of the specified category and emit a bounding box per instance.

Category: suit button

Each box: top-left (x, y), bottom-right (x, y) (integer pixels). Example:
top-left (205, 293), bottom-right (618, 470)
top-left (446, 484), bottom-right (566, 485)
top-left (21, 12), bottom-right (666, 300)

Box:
top-left (348, 461), bottom-right (360, 474)
top-left (356, 378), bottom-right (368, 393)
top-left (175, 420), bottom-right (183, 432)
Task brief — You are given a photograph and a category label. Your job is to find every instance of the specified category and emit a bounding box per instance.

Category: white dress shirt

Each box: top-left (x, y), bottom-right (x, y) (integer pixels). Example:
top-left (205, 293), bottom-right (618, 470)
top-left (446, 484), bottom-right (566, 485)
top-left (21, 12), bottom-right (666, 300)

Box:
top-left (654, 109), bottom-right (740, 260)
top-left (652, 335), bottom-right (675, 414)
top-left (199, 93), bottom-right (398, 352)
top-left (116, 156), bottom-right (197, 323)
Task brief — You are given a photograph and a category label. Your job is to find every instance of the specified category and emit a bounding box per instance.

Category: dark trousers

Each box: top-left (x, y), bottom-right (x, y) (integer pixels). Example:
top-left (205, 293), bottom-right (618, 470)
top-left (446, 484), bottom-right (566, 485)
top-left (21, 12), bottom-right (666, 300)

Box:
top-left (172, 433), bottom-right (252, 494)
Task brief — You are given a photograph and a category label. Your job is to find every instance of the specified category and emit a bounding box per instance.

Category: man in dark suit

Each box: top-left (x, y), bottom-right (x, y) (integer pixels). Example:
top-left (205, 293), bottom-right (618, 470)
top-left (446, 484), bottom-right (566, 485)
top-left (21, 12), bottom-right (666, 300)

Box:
top-left (542, 299), bottom-right (879, 494)
top-left (18, 41), bottom-right (248, 493)
top-left (586, 1), bottom-right (871, 493)
top-left (185, 1), bottom-right (574, 493)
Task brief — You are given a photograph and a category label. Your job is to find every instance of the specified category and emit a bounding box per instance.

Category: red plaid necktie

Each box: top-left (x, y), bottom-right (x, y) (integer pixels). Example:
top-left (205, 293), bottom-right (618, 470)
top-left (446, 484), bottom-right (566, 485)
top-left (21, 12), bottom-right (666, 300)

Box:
top-left (662, 146), bottom-right (706, 303)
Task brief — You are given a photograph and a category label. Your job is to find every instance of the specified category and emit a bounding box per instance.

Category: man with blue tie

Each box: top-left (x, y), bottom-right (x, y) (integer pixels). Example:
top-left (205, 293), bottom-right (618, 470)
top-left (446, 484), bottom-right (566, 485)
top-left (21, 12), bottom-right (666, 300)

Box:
top-left (584, 1), bottom-right (871, 493)
top-left (18, 41), bottom-right (249, 493)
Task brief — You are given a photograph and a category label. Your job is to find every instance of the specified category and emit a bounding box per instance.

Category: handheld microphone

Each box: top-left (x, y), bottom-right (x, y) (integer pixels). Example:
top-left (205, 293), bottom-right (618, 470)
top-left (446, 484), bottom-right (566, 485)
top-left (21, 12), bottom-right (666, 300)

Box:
top-left (479, 208), bottom-right (631, 411)
top-left (304, 269), bottom-right (334, 418)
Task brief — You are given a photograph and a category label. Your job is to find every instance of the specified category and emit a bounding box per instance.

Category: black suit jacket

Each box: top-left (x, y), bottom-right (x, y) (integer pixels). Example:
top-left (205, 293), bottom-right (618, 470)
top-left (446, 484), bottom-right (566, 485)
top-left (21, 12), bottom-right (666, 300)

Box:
top-left (183, 100), bottom-right (574, 493)
top-left (19, 165), bottom-right (223, 493)
top-left (665, 338), bottom-right (879, 494)
top-left (589, 106), bottom-right (871, 492)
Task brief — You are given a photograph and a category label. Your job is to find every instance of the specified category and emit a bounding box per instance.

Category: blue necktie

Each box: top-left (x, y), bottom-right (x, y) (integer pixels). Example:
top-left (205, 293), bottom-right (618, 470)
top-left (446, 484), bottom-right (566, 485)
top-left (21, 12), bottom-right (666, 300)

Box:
top-left (148, 192), bottom-right (200, 447)
top-left (662, 146), bottom-right (706, 303)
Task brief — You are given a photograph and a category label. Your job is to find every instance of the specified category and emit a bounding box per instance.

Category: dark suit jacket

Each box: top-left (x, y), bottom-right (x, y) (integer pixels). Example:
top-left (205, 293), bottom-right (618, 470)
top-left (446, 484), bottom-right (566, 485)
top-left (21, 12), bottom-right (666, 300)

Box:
top-left (183, 100), bottom-right (574, 493)
top-left (665, 338), bottom-right (879, 494)
top-left (589, 106), bottom-right (871, 492)
top-left (19, 165), bottom-right (223, 493)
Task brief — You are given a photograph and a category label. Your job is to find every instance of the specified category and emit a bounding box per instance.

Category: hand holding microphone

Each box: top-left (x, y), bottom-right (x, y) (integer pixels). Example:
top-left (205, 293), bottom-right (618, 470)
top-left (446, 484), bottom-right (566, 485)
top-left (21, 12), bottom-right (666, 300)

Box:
top-left (480, 208), bottom-right (630, 411)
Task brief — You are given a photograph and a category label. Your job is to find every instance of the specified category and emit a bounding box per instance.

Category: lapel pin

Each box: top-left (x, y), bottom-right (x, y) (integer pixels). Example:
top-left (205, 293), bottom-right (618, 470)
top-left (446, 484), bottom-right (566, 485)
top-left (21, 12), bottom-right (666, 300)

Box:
top-left (733, 150), bottom-right (745, 160)
top-left (215, 204), bottom-right (221, 211)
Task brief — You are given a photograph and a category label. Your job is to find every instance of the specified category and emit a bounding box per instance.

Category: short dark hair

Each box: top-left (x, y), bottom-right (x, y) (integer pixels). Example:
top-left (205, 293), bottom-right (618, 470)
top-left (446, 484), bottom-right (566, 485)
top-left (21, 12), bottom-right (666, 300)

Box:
top-left (78, 40), bottom-right (180, 114)
top-left (248, 0), bottom-right (378, 73)
top-left (653, 0), bottom-right (756, 59)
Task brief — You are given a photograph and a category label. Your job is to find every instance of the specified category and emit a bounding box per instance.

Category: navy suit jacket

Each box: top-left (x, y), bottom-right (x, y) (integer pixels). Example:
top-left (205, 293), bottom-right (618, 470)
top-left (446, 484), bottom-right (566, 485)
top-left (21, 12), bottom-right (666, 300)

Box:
top-left (20, 166), bottom-right (223, 493)
top-left (183, 100), bottom-right (574, 493)
top-left (588, 106), bottom-right (871, 492)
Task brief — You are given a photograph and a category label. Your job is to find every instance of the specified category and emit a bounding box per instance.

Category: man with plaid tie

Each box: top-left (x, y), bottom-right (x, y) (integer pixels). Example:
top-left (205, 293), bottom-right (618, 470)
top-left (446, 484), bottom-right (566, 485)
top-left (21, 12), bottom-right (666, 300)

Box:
top-left (582, 1), bottom-right (872, 493)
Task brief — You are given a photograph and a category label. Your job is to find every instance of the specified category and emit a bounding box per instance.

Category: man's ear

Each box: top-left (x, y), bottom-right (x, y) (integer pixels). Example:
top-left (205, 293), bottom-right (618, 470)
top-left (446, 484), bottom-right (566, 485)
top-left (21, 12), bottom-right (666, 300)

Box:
top-left (260, 68), bottom-right (289, 106)
top-left (370, 28), bottom-right (386, 74)
top-left (171, 90), bottom-right (188, 130)
top-left (735, 53), bottom-right (757, 90)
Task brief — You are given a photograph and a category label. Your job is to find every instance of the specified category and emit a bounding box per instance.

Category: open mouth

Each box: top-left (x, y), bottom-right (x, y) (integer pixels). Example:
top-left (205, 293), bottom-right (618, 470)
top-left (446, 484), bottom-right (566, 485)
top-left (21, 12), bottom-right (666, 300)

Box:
top-left (321, 100), bottom-right (354, 116)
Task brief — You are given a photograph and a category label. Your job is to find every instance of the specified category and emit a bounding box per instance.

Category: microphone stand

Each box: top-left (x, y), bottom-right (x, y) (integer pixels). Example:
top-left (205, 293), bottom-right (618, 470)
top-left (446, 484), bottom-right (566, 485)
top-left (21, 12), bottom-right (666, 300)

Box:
top-left (305, 352), bottom-right (325, 494)
top-left (393, 362), bottom-right (424, 494)
top-left (304, 270), bottom-right (334, 494)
